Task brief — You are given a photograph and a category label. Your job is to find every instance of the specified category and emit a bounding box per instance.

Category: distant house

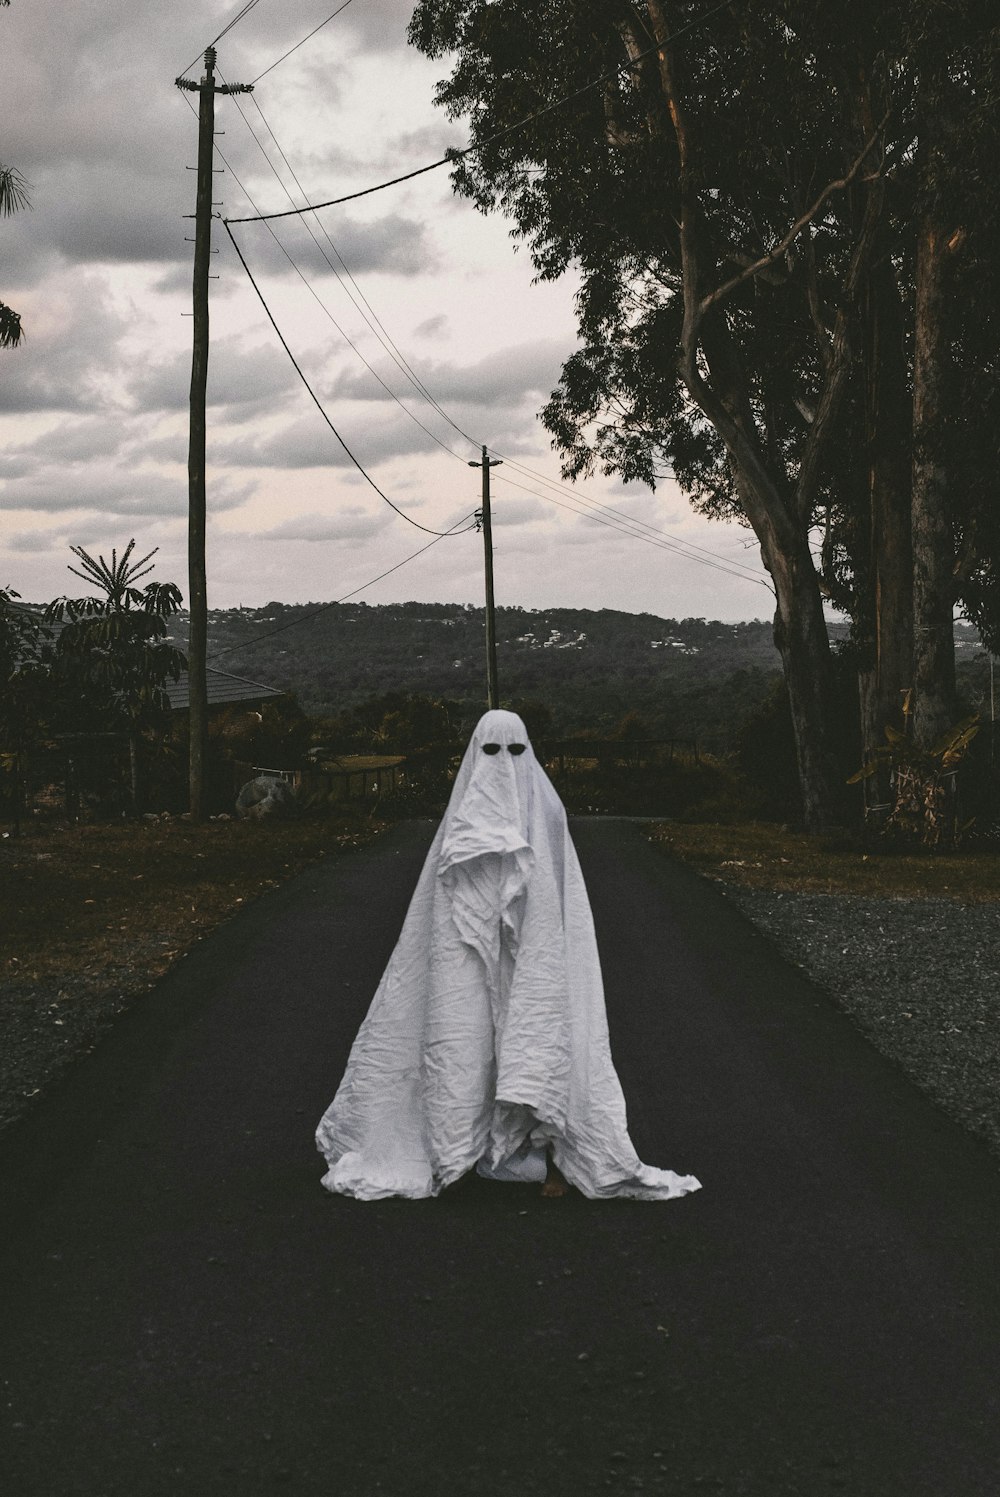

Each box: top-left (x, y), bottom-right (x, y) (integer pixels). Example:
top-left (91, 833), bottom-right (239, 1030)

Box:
top-left (164, 666), bottom-right (286, 713)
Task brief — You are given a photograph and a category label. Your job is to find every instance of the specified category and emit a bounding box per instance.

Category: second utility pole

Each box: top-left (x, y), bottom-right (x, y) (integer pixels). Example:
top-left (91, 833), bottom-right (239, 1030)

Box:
top-left (175, 47), bottom-right (252, 819)
top-left (470, 445), bottom-right (502, 710)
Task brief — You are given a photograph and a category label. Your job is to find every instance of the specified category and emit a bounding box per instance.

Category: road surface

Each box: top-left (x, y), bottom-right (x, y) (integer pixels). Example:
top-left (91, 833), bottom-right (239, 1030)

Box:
top-left (2, 818), bottom-right (999, 1495)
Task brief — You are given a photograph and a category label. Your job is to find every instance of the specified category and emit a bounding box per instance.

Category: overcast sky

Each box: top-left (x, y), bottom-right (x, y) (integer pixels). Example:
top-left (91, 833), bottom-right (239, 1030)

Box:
top-left (0, 0), bottom-right (775, 621)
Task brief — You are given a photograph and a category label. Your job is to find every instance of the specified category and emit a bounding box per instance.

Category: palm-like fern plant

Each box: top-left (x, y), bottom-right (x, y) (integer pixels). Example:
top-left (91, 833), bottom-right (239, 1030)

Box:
top-left (1, 156), bottom-right (30, 349)
top-left (2, 0), bottom-right (29, 348)
top-left (46, 542), bottom-right (187, 811)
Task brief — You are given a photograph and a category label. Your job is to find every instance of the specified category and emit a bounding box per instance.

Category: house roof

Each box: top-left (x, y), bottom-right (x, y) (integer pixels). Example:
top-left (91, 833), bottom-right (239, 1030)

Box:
top-left (165, 666), bottom-right (287, 711)
top-left (5, 602), bottom-right (287, 711)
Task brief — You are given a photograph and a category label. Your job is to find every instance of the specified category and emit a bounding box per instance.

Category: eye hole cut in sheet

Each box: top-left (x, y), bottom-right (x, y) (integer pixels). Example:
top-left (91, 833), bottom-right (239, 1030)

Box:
top-left (315, 709), bottom-right (701, 1202)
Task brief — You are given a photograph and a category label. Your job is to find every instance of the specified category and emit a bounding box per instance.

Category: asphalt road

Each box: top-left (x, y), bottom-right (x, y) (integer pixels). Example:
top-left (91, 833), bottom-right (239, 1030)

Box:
top-left (2, 818), bottom-right (999, 1497)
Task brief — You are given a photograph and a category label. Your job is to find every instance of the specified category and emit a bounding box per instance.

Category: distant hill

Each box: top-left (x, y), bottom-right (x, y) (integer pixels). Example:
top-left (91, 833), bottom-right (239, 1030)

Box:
top-left (170, 602), bottom-right (787, 750)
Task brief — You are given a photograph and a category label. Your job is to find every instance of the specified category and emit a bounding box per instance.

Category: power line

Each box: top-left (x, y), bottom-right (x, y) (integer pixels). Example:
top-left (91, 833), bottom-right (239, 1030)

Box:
top-left (206, 6), bottom-right (763, 580)
top-left (180, 0), bottom-right (266, 79)
top-left (216, 73), bottom-right (475, 464)
top-left (197, 43), bottom-right (768, 590)
top-left (490, 452), bottom-right (769, 583)
top-left (219, 195), bottom-right (767, 585)
top-left (224, 0), bottom-right (738, 224)
top-left (180, 107), bottom-right (769, 595)
top-left (206, 517), bottom-right (476, 660)
top-left (222, 219), bottom-right (476, 538)
top-left (217, 89), bottom-right (766, 582)
top-left (224, 213), bottom-right (768, 584)
top-left (251, 0), bottom-right (356, 85)
top-left (492, 468), bottom-right (772, 590)
top-left (180, 91), bottom-right (475, 539)
top-left (244, 88), bottom-right (474, 444)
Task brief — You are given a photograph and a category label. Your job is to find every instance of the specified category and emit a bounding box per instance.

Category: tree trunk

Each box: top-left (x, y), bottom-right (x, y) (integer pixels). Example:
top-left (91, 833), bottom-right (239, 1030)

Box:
top-left (911, 112), bottom-right (958, 751)
top-left (858, 254), bottom-right (913, 773)
top-left (129, 731), bottom-right (142, 816)
top-left (770, 542), bottom-right (844, 829)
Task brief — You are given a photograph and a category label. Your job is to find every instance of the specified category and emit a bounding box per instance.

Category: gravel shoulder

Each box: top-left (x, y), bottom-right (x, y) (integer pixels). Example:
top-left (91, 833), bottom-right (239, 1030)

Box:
top-left (720, 885), bottom-right (1000, 1166)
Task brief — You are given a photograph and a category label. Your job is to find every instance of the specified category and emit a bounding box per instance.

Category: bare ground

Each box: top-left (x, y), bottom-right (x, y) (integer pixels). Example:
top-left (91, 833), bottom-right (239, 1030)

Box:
top-left (0, 811), bottom-right (385, 1132)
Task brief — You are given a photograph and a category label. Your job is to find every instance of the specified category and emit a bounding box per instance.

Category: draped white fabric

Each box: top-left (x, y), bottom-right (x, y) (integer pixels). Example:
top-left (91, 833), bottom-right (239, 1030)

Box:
top-left (315, 710), bottom-right (701, 1202)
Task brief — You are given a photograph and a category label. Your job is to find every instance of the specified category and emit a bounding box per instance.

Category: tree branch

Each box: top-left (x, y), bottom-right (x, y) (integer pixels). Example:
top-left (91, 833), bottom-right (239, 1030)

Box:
top-left (793, 172), bottom-right (885, 525)
top-left (699, 119), bottom-right (888, 318)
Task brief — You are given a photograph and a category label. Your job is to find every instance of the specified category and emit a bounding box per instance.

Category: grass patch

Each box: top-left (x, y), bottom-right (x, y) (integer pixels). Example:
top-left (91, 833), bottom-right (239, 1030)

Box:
top-left (1, 811), bottom-right (386, 989)
top-left (646, 821), bottom-right (1000, 901)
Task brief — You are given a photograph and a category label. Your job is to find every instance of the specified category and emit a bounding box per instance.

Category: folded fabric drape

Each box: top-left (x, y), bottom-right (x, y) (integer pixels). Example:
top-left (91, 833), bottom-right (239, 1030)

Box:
top-left (316, 710), bottom-right (701, 1203)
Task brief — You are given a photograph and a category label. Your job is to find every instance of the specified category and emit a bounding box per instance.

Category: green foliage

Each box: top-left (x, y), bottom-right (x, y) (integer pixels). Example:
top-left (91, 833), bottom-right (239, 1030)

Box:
top-left (1, 146), bottom-right (29, 347)
top-left (735, 677), bottom-right (802, 823)
top-left (408, 0), bottom-right (890, 513)
top-left (210, 696), bottom-right (312, 770)
top-left (201, 601), bottom-right (783, 754)
top-left (45, 541), bottom-right (186, 732)
top-left (505, 698), bottom-right (553, 743)
top-left (0, 588), bottom-right (56, 762)
top-left (553, 753), bottom-right (746, 821)
top-left (408, 0), bottom-right (1000, 809)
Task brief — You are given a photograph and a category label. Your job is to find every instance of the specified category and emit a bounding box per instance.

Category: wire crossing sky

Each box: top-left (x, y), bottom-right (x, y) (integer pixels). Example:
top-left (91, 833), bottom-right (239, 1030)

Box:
top-left (223, 0), bottom-right (738, 224)
top-left (1, 0), bottom-right (776, 622)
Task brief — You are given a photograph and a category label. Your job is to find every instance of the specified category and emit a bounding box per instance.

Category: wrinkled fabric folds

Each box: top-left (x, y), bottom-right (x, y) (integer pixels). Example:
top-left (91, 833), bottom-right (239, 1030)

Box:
top-left (316, 710), bottom-right (700, 1202)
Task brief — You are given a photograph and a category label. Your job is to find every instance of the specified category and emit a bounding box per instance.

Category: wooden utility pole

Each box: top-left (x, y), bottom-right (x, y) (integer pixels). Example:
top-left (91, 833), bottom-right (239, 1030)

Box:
top-left (175, 49), bottom-right (252, 818)
top-left (469, 445), bottom-right (502, 709)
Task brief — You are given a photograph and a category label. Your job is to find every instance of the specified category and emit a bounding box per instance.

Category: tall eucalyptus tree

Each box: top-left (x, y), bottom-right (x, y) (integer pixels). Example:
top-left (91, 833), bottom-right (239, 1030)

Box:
top-left (409, 0), bottom-right (1000, 822)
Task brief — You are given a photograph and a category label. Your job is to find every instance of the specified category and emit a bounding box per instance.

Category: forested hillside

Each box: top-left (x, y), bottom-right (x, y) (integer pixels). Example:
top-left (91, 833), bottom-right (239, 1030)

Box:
top-left (177, 603), bottom-right (785, 751)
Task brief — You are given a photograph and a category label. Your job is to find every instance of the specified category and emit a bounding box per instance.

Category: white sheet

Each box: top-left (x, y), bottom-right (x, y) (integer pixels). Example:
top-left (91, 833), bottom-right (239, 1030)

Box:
top-left (316, 710), bottom-right (701, 1202)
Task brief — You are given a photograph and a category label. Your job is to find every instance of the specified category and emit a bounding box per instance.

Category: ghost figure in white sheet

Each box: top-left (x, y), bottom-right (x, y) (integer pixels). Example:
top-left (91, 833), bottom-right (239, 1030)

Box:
top-left (315, 709), bottom-right (701, 1202)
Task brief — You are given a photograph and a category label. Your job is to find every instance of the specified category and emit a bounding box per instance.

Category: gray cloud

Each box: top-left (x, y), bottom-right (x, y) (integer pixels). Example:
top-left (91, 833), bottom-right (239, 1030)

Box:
top-left (196, 0), bottom-right (419, 83)
top-left (329, 339), bottom-right (568, 409)
top-left (1, 467), bottom-right (253, 518)
top-left (341, 0), bottom-right (422, 55)
top-left (386, 123), bottom-right (467, 160)
top-left (208, 410), bottom-right (448, 470)
top-left (414, 313), bottom-right (449, 341)
top-left (244, 506), bottom-right (394, 544)
top-left (3, 4), bottom-right (709, 620)
top-left (2, 419), bottom-right (128, 468)
top-left (0, 277), bottom-right (130, 415)
top-left (492, 494), bottom-right (550, 526)
top-left (3, 163), bottom-right (190, 285)
top-left (130, 339), bottom-right (301, 417)
top-left (6, 527), bottom-right (67, 555)
top-left (225, 210), bottom-right (439, 280)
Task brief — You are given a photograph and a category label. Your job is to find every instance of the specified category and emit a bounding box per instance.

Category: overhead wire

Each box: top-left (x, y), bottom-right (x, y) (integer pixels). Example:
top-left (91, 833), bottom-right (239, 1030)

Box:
top-left (206, 516), bottom-right (477, 661)
top-left (488, 452), bottom-right (770, 583)
top-left (216, 72), bottom-right (474, 464)
top-left (222, 215), bottom-right (769, 585)
top-left (217, 91), bottom-right (767, 583)
top-left (251, 0), bottom-right (357, 85)
top-left (223, 219), bottom-right (476, 537)
top-left (491, 469), bottom-right (773, 590)
top-left (245, 90), bottom-right (476, 442)
top-left (178, 89), bottom-right (474, 539)
top-left (213, 97), bottom-right (768, 585)
top-left (224, 0), bottom-right (739, 224)
top-left (211, 0), bottom-right (768, 586)
top-left (187, 0), bottom-right (771, 593)
top-left (180, 0), bottom-right (266, 79)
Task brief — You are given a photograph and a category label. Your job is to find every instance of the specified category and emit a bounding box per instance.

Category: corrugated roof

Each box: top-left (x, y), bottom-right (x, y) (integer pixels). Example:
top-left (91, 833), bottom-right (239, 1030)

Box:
top-left (165, 667), bottom-right (286, 711)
